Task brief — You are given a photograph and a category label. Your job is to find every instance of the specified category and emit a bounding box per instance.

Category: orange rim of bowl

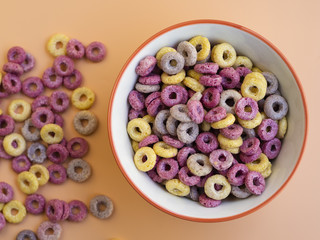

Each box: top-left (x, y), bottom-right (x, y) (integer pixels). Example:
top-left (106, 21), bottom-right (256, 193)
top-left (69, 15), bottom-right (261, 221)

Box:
top-left (107, 19), bottom-right (308, 222)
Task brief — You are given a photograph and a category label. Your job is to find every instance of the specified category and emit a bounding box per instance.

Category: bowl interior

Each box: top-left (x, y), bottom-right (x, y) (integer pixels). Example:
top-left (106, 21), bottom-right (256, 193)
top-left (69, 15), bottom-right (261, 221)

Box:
top-left (109, 22), bottom-right (306, 220)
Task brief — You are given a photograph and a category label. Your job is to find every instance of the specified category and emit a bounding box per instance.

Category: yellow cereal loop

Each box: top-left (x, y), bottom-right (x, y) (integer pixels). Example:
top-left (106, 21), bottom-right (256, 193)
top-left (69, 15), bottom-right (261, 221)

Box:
top-left (142, 115), bottom-right (155, 125)
top-left (29, 164), bottom-right (49, 186)
top-left (3, 133), bottom-right (26, 157)
top-left (153, 141), bottom-right (177, 158)
top-left (0, 202), bottom-right (4, 211)
top-left (224, 147), bottom-right (240, 154)
top-left (189, 36), bottom-right (210, 61)
top-left (261, 112), bottom-right (268, 121)
top-left (246, 153), bottom-right (270, 173)
top-left (127, 118), bottom-right (151, 142)
top-left (211, 113), bottom-right (235, 129)
top-left (165, 179), bottom-right (190, 197)
top-left (252, 67), bottom-right (262, 73)
top-left (261, 162), bottom-right (272, 178)
top-left (156, 47), bottom-right (176, 67)
top-left (134, 147), bottom-right (157, 172)
top-left (187, 69), bottom-right (203, 80)
top-left (233, 56), bottom-right (253, 69)
top-left (18, 171), bottom-right (39, 194)
top-left (238, 112), bottom-right (262, 129)
top-left (241, 72), bottom-right (267, 101)
top-left (8, 99), bottom-right (31, 122)
top-left (183, 77), bottom-right (205, 92)
top-left (218, 134), bottom-right (243, 148)
top-left (211, 43), bottom-right (237, 68)
top-left (40, 124), bottom-right (64, 144)
top-left (3, 200), bottom-right (26, 223)
top-left (204, 175), bottom-right (231, 200)
top-left (72, 87), bottom-right (95, 110)
top-left (161, 70), bottom-right (186, 85)
top-left (131, 140), bottom-right (139, 152)
top-left (277, 117), bottom-right (287, 139)
top-left (47, 33), bottom-right (69, 57)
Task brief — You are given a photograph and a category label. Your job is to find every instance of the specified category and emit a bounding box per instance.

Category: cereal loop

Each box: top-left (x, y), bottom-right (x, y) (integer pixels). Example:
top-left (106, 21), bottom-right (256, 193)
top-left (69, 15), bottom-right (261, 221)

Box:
top-left (165, 179), bottom-right (190, 197)
top-left (217, 134), bottom-right (243, 148)
top-left (233, 56), bottom-right (253, 69)
top-left (211, 43), bottom-right (237, 68)
top-left (134, 147), bottom-right (157, 172)
top-left (187, 69), bottom-right (203, 80)
top-left (3, 133), bottom-right (26, 157)
top-left (211, 113), bottom-right (235, 129)
top-left (204, 175), bottom-right (231, 200)
top-left (40, 124), bottom-right (64, 144)
top-left (156, 47), bottom-right (176, 67)
top-left (47, 33), bottom-right (69, 57)
top-left (183, 77), bottom-right (205, 92)
top-left (189, 36), bottom-right (211, 61)
top-left (153, 141), bottom-right (178, 158)
top-left (161, 70), bottom-right (186, 85)
top-left (246, 153), bottom-right (270, 173)
top-left (127, 118), bottom-right (151, 142)
top-left (238, 112), bottom-right (262, 129)
top-left (3, 200), bottom-right (26, 223)
top-left (18, 171), bottom-right (39, 194)
top-left (277, 117), bottom-right (287, 139)
top-left (8, 99), bottom-right (31, 122)
top-left (29, 164), bottom-right (49, 186)
top-left (241, 72), bottom-right (267, 101)
top-left (72, 87), bottom-right (95, 110)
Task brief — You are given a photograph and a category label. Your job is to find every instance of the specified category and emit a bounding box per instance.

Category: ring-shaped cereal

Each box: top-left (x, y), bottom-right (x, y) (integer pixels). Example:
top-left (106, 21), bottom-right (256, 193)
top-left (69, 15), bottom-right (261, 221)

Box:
top-left (277, 116), bottom-right (287, 139)
top-left (29, 164), bottom-right (49, 186)
top-left (160, 52), bottom-right (185, 75)
top-left (142, 114), bottom-right (155, 126)
top-left (40, 124), bottom-right (64, 144)
top-left (261, 162), bottom-right (272, 178)
top-left (187, 69), bottom-right (203, 80)
top-left (177, 41), bottom-right (197, 66)
top-left (3, 133), bottom-right (26, 157)
top-left (165, 179), bottom-right (190, 197)
top-left (133, 147), bottom-right (156, 172)
top-left (17, 171), bottom-right (39, 194)
top-left (8, 99), bottom-right (31, 122)
top-left (252, 67), bottom-right (262, 73)
top-left (211, 113), bottom-right (235, 129)
top-left (127, 118), bottom-right (151, 142)
top-left (241, 72), bottom-right (267, 101)
top-left (204, 175), bottom-right (231, 200)
top-left (156, 47), bottom-right (176, 67)
top-left (189, 36), bottom-right (211, 61)
top-left (217, 134), bottom-right (243, 149)
top-left (47, 33), bottom-right (69, 57)
top-left (219, 90), bottom-right (242, 114)
top-left (211, 43), bottom-right (237, 68)
top-left (73, 110), bottom-right (98, 136)
top-left (187, 153), bottom-right (212, 177)
top-left (161, 69), bottom-right (186, 85)
top-left (153, 141), bottom-right (178, 158)
top-left (233, 56), bottom-right (253, 69)
top-left (3, 200), bottom-right (26, 223)
top-left (246, 153), bottom-right (270, 173)
top-left (183, 77), bottom-right (205, 92)
top-left (238, 112), bottom-right (262, 129)
top-left (71, 87), bottom-right (95, 110)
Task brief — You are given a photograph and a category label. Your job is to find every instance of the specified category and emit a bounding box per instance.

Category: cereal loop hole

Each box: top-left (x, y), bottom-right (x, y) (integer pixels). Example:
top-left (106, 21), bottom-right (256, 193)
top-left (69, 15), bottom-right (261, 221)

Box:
top-left (225, 98), bottom-right (235, 107)
top-left (75, 166), bottom-right (83, 173)
top-left (45, 227), bottom-right (54, 236)
top-left (15, 105), bottom-right (24, 114)
top-left (253, 177), bottom-right (261, 186)
top-left (98, 201), bottom-right (107, 211)
top-left (32, 200), bottom-right (39, 209)
top-left (2, 188), bottom-right (8, 195)
top-left (249, 86), bottom-right (258, 94)
top-left (40, 114), bottom-right (47, 123)
top-left (35, 171), bottom-right (41, 178)
top-left (196, 44), bottom-right (202, 52)
top-left (0, 121), bottom-right (7, 128)
top-left (92, 47), bottom-right (100, 56)
top-left (53, 171), bottom-right (61, 179)
top-left (59, 62), bottom-right (67, 72)
top-left (11, 208), bottom-right (19, 216)
top-left (169, 59), bottom-right (177, 67)
top-left (197, 159), bottom-right (204, 166)
top-left (49, 74), bottom-right (56, 82)
top-left (80, 94), bottom-right (87, 101)
top-left (165, 164), bottom-right (171, 171)
top-left (272, 103), bottom-right (280, 112)
top-left (80, 119), bottom-right (89, 127)
top-left (72, 206), bottom-right (80, 214)
top-left (56, 41), bottom-right (63, 49)
top-left (244, 106), bottom-right (252, 112)
top-left (223, 51), bottom-right (229, 60)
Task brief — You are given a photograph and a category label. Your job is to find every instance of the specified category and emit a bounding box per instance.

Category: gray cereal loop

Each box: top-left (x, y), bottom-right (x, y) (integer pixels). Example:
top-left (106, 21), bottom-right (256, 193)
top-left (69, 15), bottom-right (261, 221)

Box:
top-left (135, 83), bottom-right (160, 93)
top-left (27, 143), bottom-right (47, 163)
top-left (67, 158), bottom-right (92, 183)
top-left (154, 110), bottom-right (170, 135)
top-left (160, 52), bottom-right (185, 75)
top-left (177, 122), bottom-right (199, 144)
top-left (177, 41), bottom-right (197, 67)
top-left (170, 104), bottom-right (191, 122)
top-left (90, 195), bottom-right (114, 219)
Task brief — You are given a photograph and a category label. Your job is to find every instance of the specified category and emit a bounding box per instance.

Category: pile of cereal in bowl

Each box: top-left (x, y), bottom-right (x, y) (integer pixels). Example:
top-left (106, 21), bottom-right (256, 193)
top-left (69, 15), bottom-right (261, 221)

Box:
top-left (126, 36), bottom-right (288, 208)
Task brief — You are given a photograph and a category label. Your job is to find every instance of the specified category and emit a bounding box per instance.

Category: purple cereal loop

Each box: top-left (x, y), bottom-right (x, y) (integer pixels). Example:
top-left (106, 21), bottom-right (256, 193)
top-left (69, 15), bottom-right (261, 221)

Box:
top-left (187, 100), bottom-right (204, 124)
top-left (21, 53), bottom-right (36, 72)
top-left (54, 114), bottom-right (64, 128)
top-left (0, 114), bottom-right (15, 136)
top-left (128, 108), bottom-right (147, 120)
top-left (3, 62), bottom-right (24, 76)
top-left (68, 200), bottom-right (88, 222)
top-left (257, 119), bottom-right (278, 141)
top-left (194, 63), bottom-right (219, 74)
top-left (199, 193), bottom-right (221, 208)
top-left (204, 106), bottom-right (226, 123)
top-left (201, 87), bottom-right (220, 109)
top-left (199, 75), bottom-right (222, 87)
top-left (240, 137), bottom-right (260, 155)
top-left (178, 166), bottom-right (200, 186)
top-left (0, 182), bottom-right (14, 203)
top-left (161, 85), bottom-right (185, 107)
top-left (37, 221), bottom-right (62, 239)
top-left (195, 132), bottom-right (218, 154)
top-left (66, 39), bottom-right (86, 59)
top-left (67, 137), bottom-right (89, 158)
top-left (245, 171), bottom-right (265, 195)
top-left (63, 69), bottom-right (83, 90)
top-left (145, 91), bottom-right (161, 108)
top-left (22, 77), bottom-right (44, 98)
top-left (25, 194), bottom-right (46, 214)
top-left (235, 97), bottom-right (259, 120)
top-left (2, 73), bottom-right (22, 94)
top-left (128, 90), bottom-right (145, 111)
top-left (47, 144), bottom-right (69, 164)
top-left (220, 67), bottom-right (240, 89)
top-left (48, 164), bottom-right (67, 184)
top-left (156, 158), bottom-right (179, 180)
top-left (11, 155), bottom-right (31, 173)
top-left (135, 56), bottom-right (157, 77)
top-left (45, 199), bottom-right (64, 222)
top-left (7, 46), bottom-right (26, 64)
top-left (261, 138), bottom-right (282, 159)
top-left (86, 41), bottom-right (106, 62)
top-left (239, 147), bottom-right (262, 163)
top-left (31, 95), bottom-right (51, 111)
top-left (50, 90), bottom-right (70, 113)
top-left (138, 135), bottom-right (159, 148)
top-left (60, 201), bottom-right (70, 221)
top-left (31, 107), bottom-right (55, 129)
top-left (220, 124), bottom-right (243, 140)
top-left (147, 168), bottom-right (164, 183)
top-left (138, 74), bottom-right (161, 85)
top-left (209, 149), bottom-right (233, 171)
top-left (42, 67), bottom-right (63, 89)
top-left (146, 97), bottom-right (164, 117)
top-left (53, 55), bottom-right (74, 76)
top-left (162, 135), bottom-right (184, 148)
top-left (0, 140), bottom-right (12, 159)
top-left (177, 147), bottom-right (196, 167)
top-left (227, 164), bottom-right (249, 186)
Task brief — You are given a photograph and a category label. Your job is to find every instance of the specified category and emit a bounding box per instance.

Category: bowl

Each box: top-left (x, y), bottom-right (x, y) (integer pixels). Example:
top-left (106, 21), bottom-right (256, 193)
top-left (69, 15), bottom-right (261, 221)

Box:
top-left (108, 20), bottom-right (308, 222)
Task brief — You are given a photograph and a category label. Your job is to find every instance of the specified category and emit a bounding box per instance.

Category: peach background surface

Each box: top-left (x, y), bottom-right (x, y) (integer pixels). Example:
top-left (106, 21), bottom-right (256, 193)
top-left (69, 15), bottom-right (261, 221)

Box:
top-left (0, 0), bottom-right (319, 239)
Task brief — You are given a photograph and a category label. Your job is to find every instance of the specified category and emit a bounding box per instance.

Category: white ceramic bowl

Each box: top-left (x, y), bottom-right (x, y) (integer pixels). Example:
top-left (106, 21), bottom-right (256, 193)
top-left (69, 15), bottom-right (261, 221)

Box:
top-left (108, 20), bottom-right (308, 222)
